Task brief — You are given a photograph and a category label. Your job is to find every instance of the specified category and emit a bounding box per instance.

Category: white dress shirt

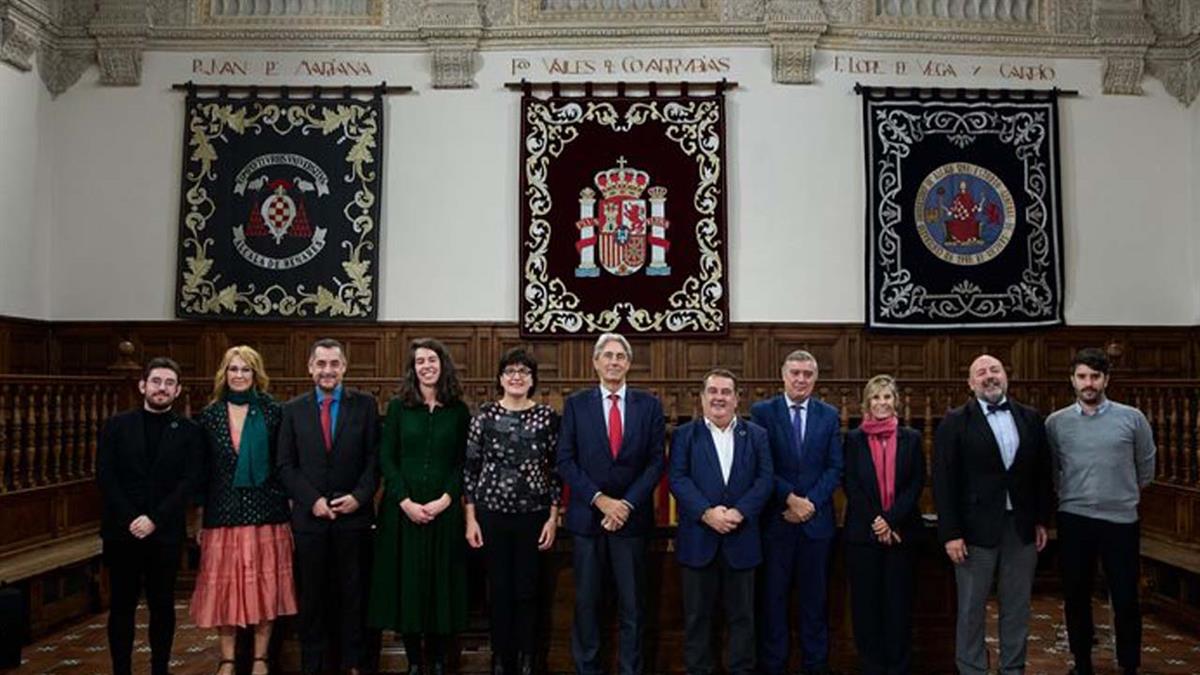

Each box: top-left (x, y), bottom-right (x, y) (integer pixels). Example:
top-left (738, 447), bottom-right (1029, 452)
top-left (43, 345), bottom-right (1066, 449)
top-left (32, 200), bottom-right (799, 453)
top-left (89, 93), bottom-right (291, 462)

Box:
top-left (705, 417), bottom-right (737, 484)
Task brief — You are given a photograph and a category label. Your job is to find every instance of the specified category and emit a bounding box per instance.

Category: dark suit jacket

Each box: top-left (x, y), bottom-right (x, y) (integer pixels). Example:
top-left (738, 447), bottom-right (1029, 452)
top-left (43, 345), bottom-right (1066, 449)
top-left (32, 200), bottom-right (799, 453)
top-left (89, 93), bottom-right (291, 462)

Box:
top-left (96, 408), bottom-right (203, 545)
top-left (556, 386), bottom-right (666, 537)
top-left (932, 398), bottom-right (1053, 547)
top-left (277, 387), bottom-right (380, 533)
top-left (750, 394), bottom-right (845, 540)
top-left (669, 418), bottom-right (773, 570)
top-left (843, 426), bottom-right (925, 545)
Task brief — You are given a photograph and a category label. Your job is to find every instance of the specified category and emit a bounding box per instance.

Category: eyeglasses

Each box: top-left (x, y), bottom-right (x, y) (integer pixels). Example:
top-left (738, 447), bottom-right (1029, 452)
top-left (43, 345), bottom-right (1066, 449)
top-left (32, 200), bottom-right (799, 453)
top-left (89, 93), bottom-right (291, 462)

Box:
top-left (503, 367), bottom-right (532, 377)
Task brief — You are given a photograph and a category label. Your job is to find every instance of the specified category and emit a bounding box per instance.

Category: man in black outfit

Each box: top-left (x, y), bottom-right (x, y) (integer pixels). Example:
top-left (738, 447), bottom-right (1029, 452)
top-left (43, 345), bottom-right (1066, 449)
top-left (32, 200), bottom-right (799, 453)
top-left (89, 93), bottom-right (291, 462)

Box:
top-left (96, 356), bottom-right (204, 675)
top-left (278, 338), bottom-right (380, 675)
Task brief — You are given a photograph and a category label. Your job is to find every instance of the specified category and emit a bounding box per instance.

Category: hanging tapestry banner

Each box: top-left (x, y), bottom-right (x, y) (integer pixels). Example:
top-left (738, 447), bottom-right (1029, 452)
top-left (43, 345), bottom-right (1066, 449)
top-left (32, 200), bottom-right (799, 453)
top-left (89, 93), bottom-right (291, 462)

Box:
top-left (176, 86), bottom-right (383, 320)
top-left (519, 83), bottom-right (729, 336)
top-left (862, 87), bottom-right (1065, 329)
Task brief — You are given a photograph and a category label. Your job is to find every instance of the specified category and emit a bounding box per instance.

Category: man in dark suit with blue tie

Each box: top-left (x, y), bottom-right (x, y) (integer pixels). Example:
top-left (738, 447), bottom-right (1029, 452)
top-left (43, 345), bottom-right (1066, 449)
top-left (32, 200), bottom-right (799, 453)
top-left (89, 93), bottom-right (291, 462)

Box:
top-left (751, 350), bottom-right (844, 675)
top-left (557, 332), bottom-right (666, 675)
top-left (669, 369), bottom-right (773, 675)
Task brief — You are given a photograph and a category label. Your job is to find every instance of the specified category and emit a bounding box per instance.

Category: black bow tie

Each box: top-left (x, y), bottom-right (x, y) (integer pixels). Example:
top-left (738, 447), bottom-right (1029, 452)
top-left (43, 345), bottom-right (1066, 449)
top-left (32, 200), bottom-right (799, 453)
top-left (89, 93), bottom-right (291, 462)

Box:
top-left (986, 401), bottom-right (1011, 413)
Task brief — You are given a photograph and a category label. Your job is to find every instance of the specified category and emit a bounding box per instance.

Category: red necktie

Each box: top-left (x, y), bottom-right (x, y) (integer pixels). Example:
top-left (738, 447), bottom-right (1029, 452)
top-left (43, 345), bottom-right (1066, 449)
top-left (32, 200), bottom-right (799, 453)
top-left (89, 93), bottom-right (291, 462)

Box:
top-left (320, 397), bottom-right (333, 452)
top-left (608, 393), bottom-right (623, 459)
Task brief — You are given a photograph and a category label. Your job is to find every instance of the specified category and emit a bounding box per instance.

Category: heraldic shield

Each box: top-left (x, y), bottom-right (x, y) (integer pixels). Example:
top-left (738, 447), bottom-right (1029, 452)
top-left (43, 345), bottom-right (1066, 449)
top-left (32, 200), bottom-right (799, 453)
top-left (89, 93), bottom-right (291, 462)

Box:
top-left (519, 83), bottom-right (729, 336)
top-left (175, 85), bottom-right (384, 320)
top-left (861, 86), bottom-right (1064, 330)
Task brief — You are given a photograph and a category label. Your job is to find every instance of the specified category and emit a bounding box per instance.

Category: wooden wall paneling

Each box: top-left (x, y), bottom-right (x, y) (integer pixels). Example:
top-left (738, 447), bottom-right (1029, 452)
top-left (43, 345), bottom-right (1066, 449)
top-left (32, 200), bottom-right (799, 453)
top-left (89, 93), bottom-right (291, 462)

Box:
top-left (949, 335), bottom-right (1025, 379)
top-left (5, 316), bottom-right (1200, 382)
top-left (5, 319), bottom-right (52, 374)
top-left (862, 334), bottom-right (942, 381)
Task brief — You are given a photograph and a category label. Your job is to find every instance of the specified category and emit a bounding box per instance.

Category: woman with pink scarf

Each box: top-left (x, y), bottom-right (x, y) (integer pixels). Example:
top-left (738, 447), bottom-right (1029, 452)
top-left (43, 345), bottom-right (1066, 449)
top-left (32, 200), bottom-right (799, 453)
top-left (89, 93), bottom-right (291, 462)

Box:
top-left (844, 375), bottom-right (926, 675)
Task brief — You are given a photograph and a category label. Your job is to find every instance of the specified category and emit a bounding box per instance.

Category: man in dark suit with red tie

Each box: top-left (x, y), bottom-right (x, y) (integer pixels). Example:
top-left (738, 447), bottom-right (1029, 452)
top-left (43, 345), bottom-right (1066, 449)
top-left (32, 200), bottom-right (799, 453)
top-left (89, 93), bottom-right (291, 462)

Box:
top-left (97, 357), bottom-right (203, 675)
top-left (557, 332), bottom-right (666, 675)
top-left (278, 338), bottom-right (380, 675)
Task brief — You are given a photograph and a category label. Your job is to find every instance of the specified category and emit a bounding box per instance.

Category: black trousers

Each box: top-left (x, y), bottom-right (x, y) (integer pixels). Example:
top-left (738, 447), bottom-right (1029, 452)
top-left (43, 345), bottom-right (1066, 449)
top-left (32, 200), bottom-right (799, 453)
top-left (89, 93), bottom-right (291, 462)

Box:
top-left (294, 527), bottom-right (371, 674)
top-left (104, 538), bottom-right (180, 675)
top-left (681, 554), bottom-right (755, 675)
top-left (571, 532), bottom-right (647, 675)
top-left (845, 541), bottom-right (915, 675)
top-left (478, 508), bottom-right (547, 666)
top-left (1057, 511), bottom-right (1142, 671)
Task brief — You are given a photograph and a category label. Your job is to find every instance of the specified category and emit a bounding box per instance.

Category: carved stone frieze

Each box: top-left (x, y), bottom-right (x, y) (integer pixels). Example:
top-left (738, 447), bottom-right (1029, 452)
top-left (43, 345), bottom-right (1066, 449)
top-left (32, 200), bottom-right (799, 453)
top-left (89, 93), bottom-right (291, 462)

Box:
top-left (766, 0), bottom-right (826, 83)
top-left (88, 0), bottom-right (147, 84)
top-left (1055, 0), bottom-right (1092, 32)
top-left (1144, 0), bottom-right (1181, 36)
top-left (1, 0), bottom-right (53, 71)
top-left (1148, 54), bottom-right (1200, 104)
top-left (819, 0), bottom-right (857, 23)
top-left (95, 41), bottom-right (141, 83)
top-left (429, 42), bottom-right (475, 87)
top-left (1, 16), bottom-right (39, 69)
top-left (37, 44), bottom-right (90, 94)
top-left (722, 0), bottom-right (767, 22)
top-left (420, 0), bottom-right (479, 87)
top-left (481, 0), bottom-right (515, 27)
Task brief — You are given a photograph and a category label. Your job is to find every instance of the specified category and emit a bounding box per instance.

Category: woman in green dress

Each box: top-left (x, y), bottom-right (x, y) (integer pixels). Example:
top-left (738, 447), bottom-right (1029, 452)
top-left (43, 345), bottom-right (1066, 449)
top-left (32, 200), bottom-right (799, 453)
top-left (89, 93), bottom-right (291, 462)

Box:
top-left (369, 338), bottom-right (469, 675)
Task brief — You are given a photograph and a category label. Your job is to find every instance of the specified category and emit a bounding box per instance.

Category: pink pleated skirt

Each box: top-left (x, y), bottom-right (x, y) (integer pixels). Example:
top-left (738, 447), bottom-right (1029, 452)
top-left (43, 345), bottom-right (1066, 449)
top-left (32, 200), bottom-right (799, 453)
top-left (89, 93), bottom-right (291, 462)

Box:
top-left (189, 523), bottom-right (299, 628)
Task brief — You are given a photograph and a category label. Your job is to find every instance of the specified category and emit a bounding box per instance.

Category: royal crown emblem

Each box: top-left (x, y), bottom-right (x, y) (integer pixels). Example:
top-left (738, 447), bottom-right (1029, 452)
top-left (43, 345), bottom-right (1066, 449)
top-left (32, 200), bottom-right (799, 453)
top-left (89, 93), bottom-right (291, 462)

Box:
top-left (573, 157), bottom-right (671, 278)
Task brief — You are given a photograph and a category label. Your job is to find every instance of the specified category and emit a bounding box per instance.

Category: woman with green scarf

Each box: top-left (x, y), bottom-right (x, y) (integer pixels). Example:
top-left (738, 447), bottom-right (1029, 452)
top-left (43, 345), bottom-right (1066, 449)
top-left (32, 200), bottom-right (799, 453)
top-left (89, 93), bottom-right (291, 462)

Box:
top-left (190, 346), bottom-right (297, 675)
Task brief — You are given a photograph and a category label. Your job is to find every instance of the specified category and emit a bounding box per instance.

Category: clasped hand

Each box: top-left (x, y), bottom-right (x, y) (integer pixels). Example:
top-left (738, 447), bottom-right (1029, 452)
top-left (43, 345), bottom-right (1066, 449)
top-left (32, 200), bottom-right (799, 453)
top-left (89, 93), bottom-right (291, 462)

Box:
top-left (400, 494), bottom-right (452, 525)
top-left (595, 494), bottom-right (631, 531)
top-left (701, 506), bottom-right (744, 534)
top-left (311, 494), bottom-right (361, 520)
top-left (781, 493), bottom-right (816, 524)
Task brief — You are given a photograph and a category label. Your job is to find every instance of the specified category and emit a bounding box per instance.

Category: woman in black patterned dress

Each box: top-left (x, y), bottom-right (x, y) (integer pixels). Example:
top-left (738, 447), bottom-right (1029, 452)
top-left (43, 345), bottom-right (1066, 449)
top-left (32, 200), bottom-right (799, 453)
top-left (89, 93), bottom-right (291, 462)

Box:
top-left (463, 348), bottom-right (561, 675)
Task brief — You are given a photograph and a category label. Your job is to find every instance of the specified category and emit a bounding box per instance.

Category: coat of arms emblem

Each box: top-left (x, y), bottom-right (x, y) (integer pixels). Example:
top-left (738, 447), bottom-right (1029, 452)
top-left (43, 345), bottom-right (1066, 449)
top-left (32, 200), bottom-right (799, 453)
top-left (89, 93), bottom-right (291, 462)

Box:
top-left (231, 153), bottom-right (330, 270)
top-left (573, 157), bottom-right (671, 278)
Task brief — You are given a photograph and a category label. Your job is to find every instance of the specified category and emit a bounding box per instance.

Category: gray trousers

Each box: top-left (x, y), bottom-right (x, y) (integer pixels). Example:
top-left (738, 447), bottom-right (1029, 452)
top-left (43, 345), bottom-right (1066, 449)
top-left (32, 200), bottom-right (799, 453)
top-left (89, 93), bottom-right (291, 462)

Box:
top-left (953, 514), bottom-right (1038, 675)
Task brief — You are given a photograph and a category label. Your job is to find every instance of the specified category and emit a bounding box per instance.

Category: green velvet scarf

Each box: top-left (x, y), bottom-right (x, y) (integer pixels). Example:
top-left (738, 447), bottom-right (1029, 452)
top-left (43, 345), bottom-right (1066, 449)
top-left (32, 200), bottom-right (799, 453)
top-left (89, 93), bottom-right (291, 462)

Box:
top-left (226, 390), bottom-right (269, 488)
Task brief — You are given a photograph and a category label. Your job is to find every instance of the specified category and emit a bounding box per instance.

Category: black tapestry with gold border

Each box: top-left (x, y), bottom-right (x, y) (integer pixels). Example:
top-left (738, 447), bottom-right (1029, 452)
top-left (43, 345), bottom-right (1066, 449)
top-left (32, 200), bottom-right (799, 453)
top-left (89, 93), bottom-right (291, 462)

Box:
top-left (863, 87), bottom-right (1064, 329)
top-left (519, 83), bottom-right (729, 337)
top-left (176, 86), bottom-right (383, 320)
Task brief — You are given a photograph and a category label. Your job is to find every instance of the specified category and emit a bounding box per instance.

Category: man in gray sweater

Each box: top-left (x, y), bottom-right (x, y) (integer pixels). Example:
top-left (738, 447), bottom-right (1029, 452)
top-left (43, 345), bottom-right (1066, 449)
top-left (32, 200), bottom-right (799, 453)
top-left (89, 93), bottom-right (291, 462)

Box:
top-left (1045, 348), bottom-right (1156, 675)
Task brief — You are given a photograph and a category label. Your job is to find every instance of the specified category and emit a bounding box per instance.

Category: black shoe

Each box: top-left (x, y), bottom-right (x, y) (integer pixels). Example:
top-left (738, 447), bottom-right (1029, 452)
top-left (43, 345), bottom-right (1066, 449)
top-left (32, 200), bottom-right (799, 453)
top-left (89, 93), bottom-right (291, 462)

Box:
top-left (517, 652), bottom-right (534, 675)
top-left (491, 656), bottom-right (507, 675)
top-left (1122, 669), bottom-right (1138, 675)
top-left (430, 662), bottom-right (445, 675)
top-left (1067, 668), bottom-right (1094, 675)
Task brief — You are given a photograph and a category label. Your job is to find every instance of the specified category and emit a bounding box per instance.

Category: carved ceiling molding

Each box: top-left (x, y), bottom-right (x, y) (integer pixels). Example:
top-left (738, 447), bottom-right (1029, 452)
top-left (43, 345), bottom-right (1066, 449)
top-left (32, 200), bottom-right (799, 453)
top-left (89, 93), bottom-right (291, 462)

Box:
top-left (1, 0), bottom-right (53, 71)
top-left (1147, 34), bottom-right (1200, 104)
top-left (37, 44), bottom-right (90, 94)
top-left (3, 0), bottom-right (1200, 104)
top-left (767, 0), bottom-right (828, 83)
top-left (88, 0), bottom-right (149, 85)
top-left (419, 0), bottom-right (480, 87)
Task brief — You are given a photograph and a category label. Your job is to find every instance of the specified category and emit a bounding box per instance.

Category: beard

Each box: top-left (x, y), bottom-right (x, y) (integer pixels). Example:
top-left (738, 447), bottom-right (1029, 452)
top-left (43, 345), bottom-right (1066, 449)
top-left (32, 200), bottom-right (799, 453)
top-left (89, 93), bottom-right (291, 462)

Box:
top-left (144, 396), bottom-right (174, 412)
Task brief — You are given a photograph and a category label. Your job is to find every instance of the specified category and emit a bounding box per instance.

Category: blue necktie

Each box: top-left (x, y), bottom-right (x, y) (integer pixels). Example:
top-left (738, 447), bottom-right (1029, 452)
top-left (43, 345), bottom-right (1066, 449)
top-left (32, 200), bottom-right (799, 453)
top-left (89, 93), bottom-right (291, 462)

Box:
top-left (791, 403), bottom-right (805, 454)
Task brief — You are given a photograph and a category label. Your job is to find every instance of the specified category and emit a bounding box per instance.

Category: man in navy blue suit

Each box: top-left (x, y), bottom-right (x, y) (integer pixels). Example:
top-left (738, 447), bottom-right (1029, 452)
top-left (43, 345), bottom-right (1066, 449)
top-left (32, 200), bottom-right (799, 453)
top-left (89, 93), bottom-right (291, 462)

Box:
top-left (751, 350), bottom-right (844, 675)
top-left (669, 368), bottom-right (773, 675)
top-left (558, 332), bottom-right (666, 675)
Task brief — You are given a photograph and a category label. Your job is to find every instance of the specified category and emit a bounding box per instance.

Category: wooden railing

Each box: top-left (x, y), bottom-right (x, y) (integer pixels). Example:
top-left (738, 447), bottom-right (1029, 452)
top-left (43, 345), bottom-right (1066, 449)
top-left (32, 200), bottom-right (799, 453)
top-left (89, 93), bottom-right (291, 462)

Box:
top-left (0, 374), bottom-right (1196, 494)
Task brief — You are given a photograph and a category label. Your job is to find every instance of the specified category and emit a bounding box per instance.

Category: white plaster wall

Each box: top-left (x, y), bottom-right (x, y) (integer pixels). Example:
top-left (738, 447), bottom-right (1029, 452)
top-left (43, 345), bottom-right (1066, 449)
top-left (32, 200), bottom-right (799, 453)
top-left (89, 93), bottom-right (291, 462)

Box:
top-left (36, 47), bottom-right (1200, 324)
top-left (0, 66), bottom-right (51, 319)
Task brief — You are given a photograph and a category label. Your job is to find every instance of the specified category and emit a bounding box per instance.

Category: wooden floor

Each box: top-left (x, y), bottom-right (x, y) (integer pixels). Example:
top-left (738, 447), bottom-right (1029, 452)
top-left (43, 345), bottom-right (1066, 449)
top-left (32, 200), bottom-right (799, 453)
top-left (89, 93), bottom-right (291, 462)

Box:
top-left (8, 592), bottom-right (1200, 675)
